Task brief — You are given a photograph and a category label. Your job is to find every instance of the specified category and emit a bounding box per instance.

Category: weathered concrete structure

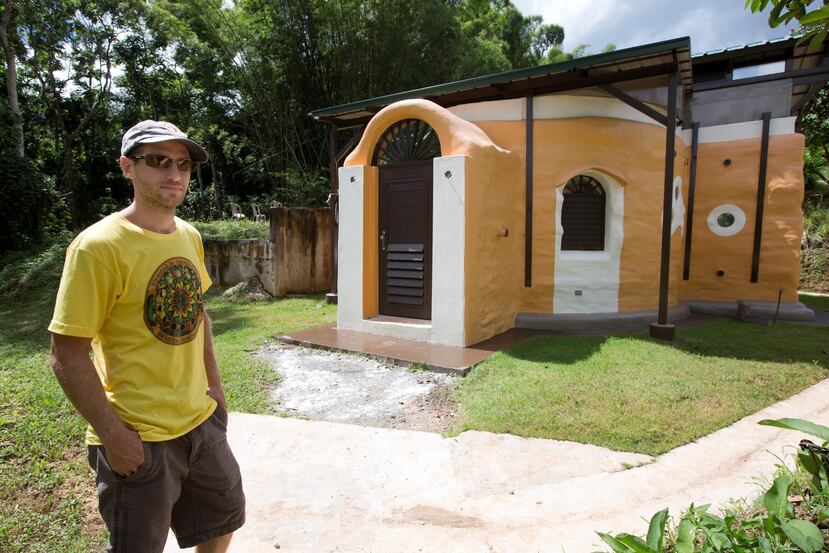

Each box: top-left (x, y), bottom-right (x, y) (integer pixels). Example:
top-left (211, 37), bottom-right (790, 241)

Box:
top-left (203, 207), bottom-right (332, 297)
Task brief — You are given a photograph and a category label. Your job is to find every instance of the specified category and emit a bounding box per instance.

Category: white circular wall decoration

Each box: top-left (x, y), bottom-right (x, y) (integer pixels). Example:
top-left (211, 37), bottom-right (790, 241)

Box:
top-left (707, 204), bottom-right (746, 237)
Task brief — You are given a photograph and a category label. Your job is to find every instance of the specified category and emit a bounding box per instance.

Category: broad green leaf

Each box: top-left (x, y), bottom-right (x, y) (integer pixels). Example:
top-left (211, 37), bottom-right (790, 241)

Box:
top-left (675, 518), bottom-right (695, 553)
top-left (799, 6), bottom-right (829, 25)
top-left (616, 534), bottom-right (655, 553)
top-left (763, 475), bottom-right (792, 519)
top-left (798, 450), bottom-right (820, 478)
top-left (818, 507), bottom-right (829, 522)
top-left (597, 532), bottom-right (634, 553)
top-left (769, 1), bottom-right (785, 20)
top-left (758, 418), bottom-right (829, 441)
top-left (780, 519), bottom-right (824, 552)
top-left (808, 30), bottom-right (828, 54)
top-left (757, 535), bottom-right (772, 553)
top-left (763, 515), bottom-right (779, 541)
top-left (710, 532), bottom-right (732, 549)
top-left (769, 1), bottom-right (787, 26)
top-left (646, 508), bottom-right (668, 553)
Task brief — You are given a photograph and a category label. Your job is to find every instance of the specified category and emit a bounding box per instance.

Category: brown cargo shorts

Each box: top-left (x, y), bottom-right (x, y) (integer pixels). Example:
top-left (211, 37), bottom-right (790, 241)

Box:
top-left (87, 406), bottom-right (246, 552)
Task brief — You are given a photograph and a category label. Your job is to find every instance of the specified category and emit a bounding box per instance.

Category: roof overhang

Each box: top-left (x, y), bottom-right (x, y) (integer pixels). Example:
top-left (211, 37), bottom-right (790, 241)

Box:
top-left (309, 37), bottom-right (692, 127)
top-left (691, 35), bottom-right (829, 118)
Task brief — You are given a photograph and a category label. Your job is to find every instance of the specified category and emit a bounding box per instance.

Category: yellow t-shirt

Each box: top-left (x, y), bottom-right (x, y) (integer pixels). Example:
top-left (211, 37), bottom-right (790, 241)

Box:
top-left (49, 213), bottom-right (216, 445)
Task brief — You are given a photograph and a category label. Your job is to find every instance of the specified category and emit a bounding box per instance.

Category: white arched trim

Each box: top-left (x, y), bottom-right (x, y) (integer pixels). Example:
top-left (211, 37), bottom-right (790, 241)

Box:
top-left (553, 171), bottom-right (624, 314)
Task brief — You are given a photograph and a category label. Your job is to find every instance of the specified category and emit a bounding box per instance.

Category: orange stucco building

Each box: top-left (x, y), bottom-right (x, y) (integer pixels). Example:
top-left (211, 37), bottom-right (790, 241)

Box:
top-left (312, 36), bottom-right (825, 347)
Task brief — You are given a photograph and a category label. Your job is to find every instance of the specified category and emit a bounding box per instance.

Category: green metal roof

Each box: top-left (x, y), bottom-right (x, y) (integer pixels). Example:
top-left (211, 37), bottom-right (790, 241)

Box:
top-left (309, 36), bottom-right (691, 121)
top-left (691, 34), bottom-right (800, 58)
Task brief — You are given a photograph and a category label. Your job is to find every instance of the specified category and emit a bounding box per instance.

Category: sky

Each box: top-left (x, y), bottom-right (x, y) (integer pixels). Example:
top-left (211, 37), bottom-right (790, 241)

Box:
top-left (511, 0), bottom-right (800, 55)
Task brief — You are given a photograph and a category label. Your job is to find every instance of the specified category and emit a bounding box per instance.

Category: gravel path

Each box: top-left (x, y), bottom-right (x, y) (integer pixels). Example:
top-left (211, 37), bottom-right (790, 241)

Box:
top-left (256, 343), bottom-right (459, 433)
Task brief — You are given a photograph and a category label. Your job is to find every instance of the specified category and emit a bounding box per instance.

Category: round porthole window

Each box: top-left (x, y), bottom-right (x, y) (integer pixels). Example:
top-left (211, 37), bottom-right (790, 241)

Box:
top-left (707, 204), bottom-right (745, 237)
top-left (717, 213), bottom-right (735, 227)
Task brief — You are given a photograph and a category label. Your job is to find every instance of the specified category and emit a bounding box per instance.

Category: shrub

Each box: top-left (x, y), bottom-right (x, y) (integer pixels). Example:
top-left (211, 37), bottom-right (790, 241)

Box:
top-left (0, 231), bottom-right (75, 299)
top-left (802, 204), bottom-right (829, 292)
top-left (190, 219), bottom-right (270, 241)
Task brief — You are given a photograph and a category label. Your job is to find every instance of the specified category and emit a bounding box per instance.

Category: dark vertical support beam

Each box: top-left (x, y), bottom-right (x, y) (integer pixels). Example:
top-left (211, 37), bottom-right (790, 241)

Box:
top-left (524, 90), bottom-right (534, 287)
top-left (329, 124), bottom-right (339, 295)
top-left (751, 112), bottom-right (771, 283)
top-left (682, 122), bottom-right (699, 280)
top-left (650, 70), bottom-right (678, 341)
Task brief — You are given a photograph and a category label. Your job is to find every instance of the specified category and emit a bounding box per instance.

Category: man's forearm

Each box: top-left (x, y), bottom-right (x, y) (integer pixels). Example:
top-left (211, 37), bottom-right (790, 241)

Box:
top-left (202, 314), bottom-right (227, 409)
top-left (50, 334), bottom-right (144, 474)
top-left (49, 335), bottom-right (130, 443)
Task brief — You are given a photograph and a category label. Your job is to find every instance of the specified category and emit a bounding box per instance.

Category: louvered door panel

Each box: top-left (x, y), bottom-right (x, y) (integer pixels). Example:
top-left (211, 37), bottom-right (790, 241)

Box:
top-left (379, 162), bottom-right (432, 319)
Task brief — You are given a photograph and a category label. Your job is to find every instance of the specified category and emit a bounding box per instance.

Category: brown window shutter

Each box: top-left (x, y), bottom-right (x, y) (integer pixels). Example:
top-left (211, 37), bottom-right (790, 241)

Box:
top-left (561, 175), bottom-right (606, 251)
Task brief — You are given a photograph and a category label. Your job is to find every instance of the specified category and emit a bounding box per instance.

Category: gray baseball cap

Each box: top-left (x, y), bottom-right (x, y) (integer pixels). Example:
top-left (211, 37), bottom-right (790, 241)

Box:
top-left (121, 120), bottom-right (208, 163)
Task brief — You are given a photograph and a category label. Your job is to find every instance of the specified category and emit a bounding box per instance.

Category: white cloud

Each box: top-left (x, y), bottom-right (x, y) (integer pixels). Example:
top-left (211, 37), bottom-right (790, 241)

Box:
top-left (512, 0), bottom-right (798, 54)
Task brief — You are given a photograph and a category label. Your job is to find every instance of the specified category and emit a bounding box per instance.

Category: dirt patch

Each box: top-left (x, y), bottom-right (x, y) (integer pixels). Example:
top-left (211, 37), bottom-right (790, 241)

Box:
top-left (257, 343), bottom-right (459, 433)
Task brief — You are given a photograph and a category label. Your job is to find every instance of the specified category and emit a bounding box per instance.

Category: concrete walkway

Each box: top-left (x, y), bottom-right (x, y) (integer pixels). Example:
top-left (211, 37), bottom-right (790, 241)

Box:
top-left (165, 378), bottom-right (829, 553)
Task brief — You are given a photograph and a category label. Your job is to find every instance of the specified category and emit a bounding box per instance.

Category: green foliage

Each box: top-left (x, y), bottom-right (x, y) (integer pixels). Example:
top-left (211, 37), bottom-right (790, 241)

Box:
top-left (2, 0), bottom-right (607, 247)
top-left (801, 203), bottom-right (829, 292)
top-left (0, 99), bottom-right (69, 252)
top-left (0, 148), bottom-right (67, 252)
top-left (0, 232), bottom-right (75, 297)
top-left (190, 219), bottom-right (269, 240)
top-left (598, 509), bottom-right (669, 553)
top-left (597, 418), bottom-right (829, 552)
top-left (758, 417), bottom-right (829, 441)
top-left (746, 0), bottom-right (829, 51)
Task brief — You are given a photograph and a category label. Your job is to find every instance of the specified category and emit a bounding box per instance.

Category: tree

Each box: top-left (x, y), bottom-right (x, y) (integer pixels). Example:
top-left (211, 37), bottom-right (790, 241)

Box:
top-left (453, 0), bottom-right (566, 77)
top-left (15, 0), bottom-right (146, 226)
top-left (0, 0), bottom-right (23, 157)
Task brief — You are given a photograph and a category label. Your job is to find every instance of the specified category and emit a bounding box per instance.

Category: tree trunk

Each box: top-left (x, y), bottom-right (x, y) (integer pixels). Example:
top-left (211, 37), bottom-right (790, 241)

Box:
top-left (210, 154), bottom-right (223, 218)
top-left (0, 0), bottom-right (24, 157)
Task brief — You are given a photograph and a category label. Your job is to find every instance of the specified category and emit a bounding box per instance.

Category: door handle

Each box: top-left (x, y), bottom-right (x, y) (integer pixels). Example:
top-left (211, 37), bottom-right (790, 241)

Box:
top-left (380, 230), bottom-right (387, 252)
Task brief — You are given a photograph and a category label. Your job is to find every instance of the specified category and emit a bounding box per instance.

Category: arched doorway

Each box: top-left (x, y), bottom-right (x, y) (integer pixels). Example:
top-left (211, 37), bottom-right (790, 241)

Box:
top-left (373, 119), bottom-right (441, 319)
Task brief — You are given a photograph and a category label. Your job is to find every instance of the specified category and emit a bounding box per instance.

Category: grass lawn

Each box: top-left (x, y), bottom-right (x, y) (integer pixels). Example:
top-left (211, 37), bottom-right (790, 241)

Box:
top-left (0, 248), bottom-right (335, 552)
top-left (451, 320), bottom-right (829, 456)
top-left (800, 291), bottom-right (829, 312)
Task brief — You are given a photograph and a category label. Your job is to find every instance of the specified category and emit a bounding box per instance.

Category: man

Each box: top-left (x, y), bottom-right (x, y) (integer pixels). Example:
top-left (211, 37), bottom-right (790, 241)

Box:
top-left (49, 121), bottom-right (245, 552)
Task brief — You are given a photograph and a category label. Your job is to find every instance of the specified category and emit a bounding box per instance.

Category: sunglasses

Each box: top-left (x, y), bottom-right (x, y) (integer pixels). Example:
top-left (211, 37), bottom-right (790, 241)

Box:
top-left (130, 154), bottom-right (195, 172)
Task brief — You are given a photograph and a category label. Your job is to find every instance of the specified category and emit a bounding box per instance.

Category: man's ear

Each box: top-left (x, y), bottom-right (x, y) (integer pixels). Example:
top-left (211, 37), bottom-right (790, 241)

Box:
top-left (119, 155), bottom-right (133, 178)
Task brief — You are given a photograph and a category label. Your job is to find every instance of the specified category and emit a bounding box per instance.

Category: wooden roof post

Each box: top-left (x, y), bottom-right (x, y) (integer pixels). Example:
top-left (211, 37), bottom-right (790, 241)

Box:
top-left (650, 69), bottom-right (679, 341)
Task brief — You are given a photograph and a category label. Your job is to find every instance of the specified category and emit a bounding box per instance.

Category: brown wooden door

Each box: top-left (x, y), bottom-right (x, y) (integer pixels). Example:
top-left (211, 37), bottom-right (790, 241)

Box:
top-left (378, 161), bottom-right (432, 319)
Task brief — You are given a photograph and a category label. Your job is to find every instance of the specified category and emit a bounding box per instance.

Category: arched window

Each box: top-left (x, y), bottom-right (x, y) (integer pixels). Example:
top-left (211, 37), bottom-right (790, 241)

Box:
top-left (372, 119), bottom-right (441, 166)
top-left (561, 175), bottom-right (606, 251)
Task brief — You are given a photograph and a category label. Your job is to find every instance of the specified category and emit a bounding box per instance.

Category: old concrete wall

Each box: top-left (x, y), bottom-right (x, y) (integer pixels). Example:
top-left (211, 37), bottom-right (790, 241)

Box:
top-left (203, 207), bottom-right (332, 297)
top-left (270, 207), bottom-right (333, 297)
top-left (204, 239), bottom-right (277, 295)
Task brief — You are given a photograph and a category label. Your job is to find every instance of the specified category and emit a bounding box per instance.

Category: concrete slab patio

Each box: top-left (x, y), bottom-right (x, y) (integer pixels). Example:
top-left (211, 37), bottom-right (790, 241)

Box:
top-left (275, 314), bottom-right (727, 375)
top-left (165, 377), bottom-right (829, 553)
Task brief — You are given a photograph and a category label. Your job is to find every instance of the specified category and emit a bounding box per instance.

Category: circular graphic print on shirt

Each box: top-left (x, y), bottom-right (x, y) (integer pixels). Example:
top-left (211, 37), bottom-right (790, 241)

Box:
top-left (144, 257), bottom-right (204, 345)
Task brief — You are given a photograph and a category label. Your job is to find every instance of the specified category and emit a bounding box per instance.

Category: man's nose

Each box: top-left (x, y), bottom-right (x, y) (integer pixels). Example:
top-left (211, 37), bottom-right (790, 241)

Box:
top-left (164, 164), bottom-right (184, 180)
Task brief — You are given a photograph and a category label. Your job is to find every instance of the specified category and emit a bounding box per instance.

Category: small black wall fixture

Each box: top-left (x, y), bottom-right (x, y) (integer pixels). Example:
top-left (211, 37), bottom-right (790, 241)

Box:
top-left (751, 112), bottom-right (771, 283)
